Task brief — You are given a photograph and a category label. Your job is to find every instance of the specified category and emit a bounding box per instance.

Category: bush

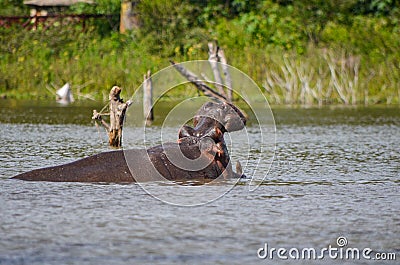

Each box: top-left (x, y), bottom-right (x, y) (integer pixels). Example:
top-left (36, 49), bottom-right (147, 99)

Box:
top-left (0, 0), bottom-right (399, 104)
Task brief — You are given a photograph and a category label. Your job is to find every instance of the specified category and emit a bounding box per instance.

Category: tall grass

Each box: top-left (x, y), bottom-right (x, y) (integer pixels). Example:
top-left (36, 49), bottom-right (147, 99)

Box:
top-left (265, 50), bottom-right (400, 105)
top-left (263, 49), bottom-right (362, 105)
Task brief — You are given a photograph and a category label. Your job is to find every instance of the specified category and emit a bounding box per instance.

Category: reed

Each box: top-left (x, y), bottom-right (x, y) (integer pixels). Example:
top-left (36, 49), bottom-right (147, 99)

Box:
top-left (262, 48), bottom-right (399, 105)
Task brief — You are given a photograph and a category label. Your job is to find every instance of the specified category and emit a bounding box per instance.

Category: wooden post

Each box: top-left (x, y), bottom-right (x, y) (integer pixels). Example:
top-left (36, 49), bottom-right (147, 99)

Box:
top-left (92, 86), bottom-right (131, 148)
top-left (143, 70), bottom-right (154, 126)
top-left (120, 0), bottom-right (140, 33)
top-left (120, 1), bottom-right (130, 33)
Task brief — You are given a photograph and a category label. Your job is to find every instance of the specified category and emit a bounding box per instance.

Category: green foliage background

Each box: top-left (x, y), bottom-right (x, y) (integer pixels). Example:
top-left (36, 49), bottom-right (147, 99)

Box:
top-left (0, 0), bottom-right (399, 104)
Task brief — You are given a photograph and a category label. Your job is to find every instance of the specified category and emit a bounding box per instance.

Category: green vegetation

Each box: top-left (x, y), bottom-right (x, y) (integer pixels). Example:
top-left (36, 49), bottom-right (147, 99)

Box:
top-left (1, 0), bottom-right (399, 104)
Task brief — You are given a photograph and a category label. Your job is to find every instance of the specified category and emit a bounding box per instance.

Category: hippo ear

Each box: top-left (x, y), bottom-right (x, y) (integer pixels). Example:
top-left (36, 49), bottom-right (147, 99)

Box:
top-left (193, 116), bottom-right (199, 127)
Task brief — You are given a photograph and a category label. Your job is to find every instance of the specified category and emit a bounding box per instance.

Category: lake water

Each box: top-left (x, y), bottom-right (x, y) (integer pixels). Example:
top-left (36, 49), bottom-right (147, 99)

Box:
top-left (0, 100), bottom-right (399, 264)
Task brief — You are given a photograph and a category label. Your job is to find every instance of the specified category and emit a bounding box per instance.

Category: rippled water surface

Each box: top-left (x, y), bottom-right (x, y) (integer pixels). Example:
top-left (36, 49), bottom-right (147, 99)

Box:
top-left (0, 100), bottom-right (399, 264)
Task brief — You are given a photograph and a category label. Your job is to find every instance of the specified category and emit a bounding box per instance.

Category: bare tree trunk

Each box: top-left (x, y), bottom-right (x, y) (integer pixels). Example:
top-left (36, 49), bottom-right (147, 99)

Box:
top-left (143, 70), bottom-right (154, 126)
top-left (218, 48), bottom-right (232, 103)
top-left (208, 42), bottom-right (227, 99)
top-left (92, 86), bottom-right (131, 148)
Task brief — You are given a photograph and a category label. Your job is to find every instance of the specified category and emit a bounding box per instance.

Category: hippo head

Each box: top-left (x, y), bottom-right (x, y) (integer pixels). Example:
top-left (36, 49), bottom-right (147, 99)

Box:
top-left (178, 101), bottom-right (246, 142)
top-left (193, 101), bottom-right (246, 134)
top-left (176, 101), bottom-right (247, 179)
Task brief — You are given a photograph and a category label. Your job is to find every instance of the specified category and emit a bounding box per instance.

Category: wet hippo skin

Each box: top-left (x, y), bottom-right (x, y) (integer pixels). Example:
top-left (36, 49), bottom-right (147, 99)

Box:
top-left (13, 150), bottom-right (133, 183)
top-left (12, 137), bottom-right (229, 183)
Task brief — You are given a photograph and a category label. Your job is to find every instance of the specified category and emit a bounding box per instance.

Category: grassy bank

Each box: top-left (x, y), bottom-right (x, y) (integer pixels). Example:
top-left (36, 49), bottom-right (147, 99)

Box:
top-left (1, 0), bottom-right (399, 105)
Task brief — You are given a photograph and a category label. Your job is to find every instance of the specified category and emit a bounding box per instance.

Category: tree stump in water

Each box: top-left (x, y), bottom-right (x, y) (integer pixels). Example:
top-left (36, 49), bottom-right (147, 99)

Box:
top-left (92, 86), bottom-right (131, 148)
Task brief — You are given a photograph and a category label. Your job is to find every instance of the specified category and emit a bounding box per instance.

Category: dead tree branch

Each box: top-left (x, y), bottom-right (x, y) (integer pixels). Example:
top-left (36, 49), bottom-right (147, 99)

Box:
top-left (170, 60), bottom-right (227, 102)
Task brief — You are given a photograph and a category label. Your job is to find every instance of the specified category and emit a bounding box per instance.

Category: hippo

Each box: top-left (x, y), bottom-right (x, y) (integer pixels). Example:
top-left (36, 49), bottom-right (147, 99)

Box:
top-left (12, 101), bottom-right (246, 183)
